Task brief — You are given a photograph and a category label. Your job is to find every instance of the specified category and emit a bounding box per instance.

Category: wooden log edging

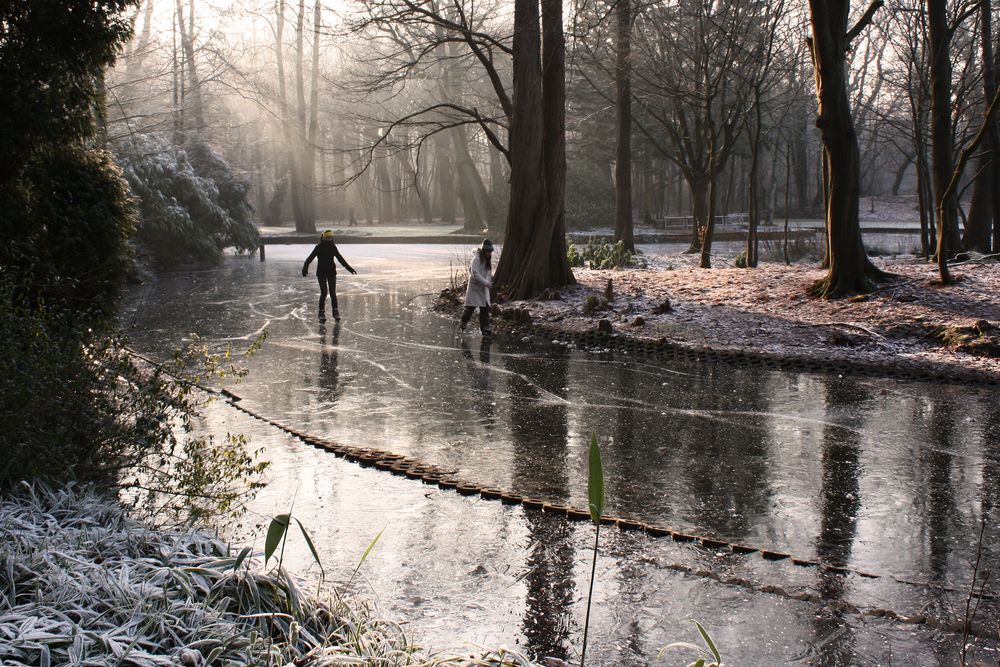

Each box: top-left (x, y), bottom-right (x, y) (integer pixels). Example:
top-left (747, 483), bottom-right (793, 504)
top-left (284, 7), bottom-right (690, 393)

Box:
top-left (489, 315), bottom-right (1000, 388)
top-left (219, 390), bottom-right (997, 640)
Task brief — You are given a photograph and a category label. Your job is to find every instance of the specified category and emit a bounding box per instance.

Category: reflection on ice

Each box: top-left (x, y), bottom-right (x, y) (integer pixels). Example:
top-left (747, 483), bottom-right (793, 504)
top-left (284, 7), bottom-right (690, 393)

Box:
top-left (124, 244), bottom-right (1000, 665)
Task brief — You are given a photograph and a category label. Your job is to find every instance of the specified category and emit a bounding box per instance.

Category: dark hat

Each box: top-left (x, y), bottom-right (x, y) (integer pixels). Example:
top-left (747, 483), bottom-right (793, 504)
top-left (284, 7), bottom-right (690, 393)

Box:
top-left (481, 239), bottom-right (494, 252)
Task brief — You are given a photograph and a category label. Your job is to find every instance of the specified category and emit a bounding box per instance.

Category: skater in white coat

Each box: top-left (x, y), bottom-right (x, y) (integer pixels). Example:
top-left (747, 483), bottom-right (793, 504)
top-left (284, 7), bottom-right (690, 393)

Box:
top-left (460, 239), bottom-right (494, 335)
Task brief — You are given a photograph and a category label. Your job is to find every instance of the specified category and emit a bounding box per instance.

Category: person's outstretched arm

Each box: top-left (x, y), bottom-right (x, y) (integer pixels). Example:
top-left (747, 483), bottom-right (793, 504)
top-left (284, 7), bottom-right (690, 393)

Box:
top-left (334, 246), bottom-right (357, 274)
top-left (302, 245), bottom-right (319, 276)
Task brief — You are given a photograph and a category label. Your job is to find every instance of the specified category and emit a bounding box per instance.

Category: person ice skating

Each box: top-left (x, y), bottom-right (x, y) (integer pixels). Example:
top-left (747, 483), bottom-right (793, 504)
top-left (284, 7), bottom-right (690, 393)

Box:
top-left (460, 239), bottom-right (494, 335)
top-left (302, 230), bottom-right (356, 323)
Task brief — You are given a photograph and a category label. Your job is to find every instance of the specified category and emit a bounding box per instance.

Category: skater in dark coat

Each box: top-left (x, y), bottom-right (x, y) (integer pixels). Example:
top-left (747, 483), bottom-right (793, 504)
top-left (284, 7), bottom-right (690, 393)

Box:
top-left (302, 230), bottom-right (356, 322)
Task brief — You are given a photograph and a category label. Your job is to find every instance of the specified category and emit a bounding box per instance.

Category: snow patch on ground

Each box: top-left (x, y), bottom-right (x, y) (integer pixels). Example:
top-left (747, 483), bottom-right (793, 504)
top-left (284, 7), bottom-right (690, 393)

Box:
top-left (508, 254), bottom-right (1000, 382)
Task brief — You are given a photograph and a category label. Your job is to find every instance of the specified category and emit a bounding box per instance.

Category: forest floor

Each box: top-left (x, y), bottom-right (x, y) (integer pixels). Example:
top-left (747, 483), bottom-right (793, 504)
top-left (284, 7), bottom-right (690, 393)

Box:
top-left (502, 254), bottom-right (1000, 384)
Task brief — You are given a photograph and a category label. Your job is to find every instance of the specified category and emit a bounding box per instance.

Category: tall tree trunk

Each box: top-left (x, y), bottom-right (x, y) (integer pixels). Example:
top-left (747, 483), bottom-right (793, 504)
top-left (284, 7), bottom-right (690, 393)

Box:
top-left (540, 0), bottom-right (573, 287)
top-left (746, 89), bottom-right (763, 268)
top-left (171, 5), bottom-right (181, 144)
top-left (124, 0), bottom-right (154, 84)
top-left (357, 145), bottom-right (375, 224)
top-left (613, 0), bottom-right (634, 251)
top-left (980, 0), bottom-right (999, 252)
top-left (699, 158), bottom-right (719, 268)
top-left (493, 0), bottom-right (545, 293)
top-left (252, 140), bottom-right (267, 221)
top-left (639, 157), bottom-right (654, 223)
top-left (494, 0), bottom-right (574, 298)
top-left (294, 0), bottom-right (316, 231)
top-left (400, 137), bottom-right (433, 223)
top-left (451, 126), bottom-right (491, 231)
top-left (304, 0), bottom-right (321, 226)
top-left (676, 167), bottom-right (683, 215)
top-left (928, 0), bottom-right (963, 282)
top-left (889, 152), bottom-right (914, 196)
top-left (373, 128), bottom-right (395, 223)
top-left (784, 142), bottom-right (792, 264)
top-left (490, 141), bottom-right (506, 197)
top-left (174, 0), bottom-right (204, 134)
top-left (807, 0), bottom-right (883, 297)
top-left (275, 0), bottom-right (305, 230)
top-left (794, 108), bottom-right (811, 210)
top-left (965, 155), bottom-right (993, 251)
top-left (436, 137), bottom-right (456, 222)
top-left (332, 132), bottom-right (346, 221)
top-left (766, 142), bottom-right (777, 226)
top-left (916, 151), bottom-right (935, 258)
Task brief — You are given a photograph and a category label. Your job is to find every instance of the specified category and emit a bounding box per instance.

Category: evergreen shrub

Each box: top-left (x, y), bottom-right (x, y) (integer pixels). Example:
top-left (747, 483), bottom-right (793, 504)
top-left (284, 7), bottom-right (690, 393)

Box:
top-left (115, 134), bottom-right (260, 269)
top-left (0, 292), bottom-right (267, 521)
top-left (567, 239), bottom-right (648, 269)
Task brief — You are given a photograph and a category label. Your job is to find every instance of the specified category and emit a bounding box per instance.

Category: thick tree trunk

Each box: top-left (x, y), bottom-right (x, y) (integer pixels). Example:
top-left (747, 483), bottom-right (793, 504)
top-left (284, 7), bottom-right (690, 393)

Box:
top-left (793, 113), bottom-right (811, 210)
top-left (493, 0), bottom-right (574, 298)
top-left (807, 0), bottom-right (883, 297)
top-left (965, 155), bottom-right (993, 251)
top-left (982, 0), bottom-right (999, 253)
top-left (494, 0), bottom-right (546, 292)
top-left (613, 0), bottom-right (634, 251)
top-left (489, 142), bottom-right (506, 198)
top-left (928, 0), bottom-right (963, 282)
top-left (540, 0), bottom-right (573, 288)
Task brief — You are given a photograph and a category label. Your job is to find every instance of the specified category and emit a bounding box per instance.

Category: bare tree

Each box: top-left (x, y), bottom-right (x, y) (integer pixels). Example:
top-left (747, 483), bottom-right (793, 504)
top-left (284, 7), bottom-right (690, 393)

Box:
top-left (301, 0), bottom-right (321, 226)
top-left (174, 0), bottom-right (205, 135)
top-left (344, 0), bottom-right (572, 295)
top-left (613, 0), bottom-right (634, 252)
top-left (340, 0), bottom-right (506, 226)
top-left (964, 0), bottom-right (1000, 253)
top-left (628, 0), bottom-right (761, 266)
top-left (806, 0), bottom-right (885, 297)
top-left (743, 0), bottom-right (794, 268)
top-left (493, 0), bottom-right (575, 297)
top-left (927, 0), bottom-right (968, 283)
top-left (881, 0), bottom-right (937, 257)
top-left (275, 0), bottom-right (307, 229)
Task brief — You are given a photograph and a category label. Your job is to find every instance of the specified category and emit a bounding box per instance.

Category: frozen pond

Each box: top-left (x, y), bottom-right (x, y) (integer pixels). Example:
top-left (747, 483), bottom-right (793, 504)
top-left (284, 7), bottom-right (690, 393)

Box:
top-left (124, 244), bottom-right (1000, 666)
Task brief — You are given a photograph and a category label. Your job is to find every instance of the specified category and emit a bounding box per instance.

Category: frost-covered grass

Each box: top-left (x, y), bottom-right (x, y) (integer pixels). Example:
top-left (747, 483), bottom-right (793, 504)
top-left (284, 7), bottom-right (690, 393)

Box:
top-left (0, 484), bottom-right (541, 667)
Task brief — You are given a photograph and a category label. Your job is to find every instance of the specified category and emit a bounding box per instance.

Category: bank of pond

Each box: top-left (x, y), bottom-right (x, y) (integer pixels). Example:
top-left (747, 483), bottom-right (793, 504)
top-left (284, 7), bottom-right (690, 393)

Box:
top-left (0, 484), bottom-right (543, 667)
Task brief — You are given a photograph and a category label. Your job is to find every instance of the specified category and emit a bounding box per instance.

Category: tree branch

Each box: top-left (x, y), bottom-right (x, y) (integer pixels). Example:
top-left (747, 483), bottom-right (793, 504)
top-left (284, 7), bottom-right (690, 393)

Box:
top-left (845, 0), bottom-right (884, 46)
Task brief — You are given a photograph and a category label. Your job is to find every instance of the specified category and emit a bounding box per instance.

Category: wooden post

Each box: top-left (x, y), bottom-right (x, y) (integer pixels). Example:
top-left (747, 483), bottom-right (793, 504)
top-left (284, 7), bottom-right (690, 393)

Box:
top-left (259, 243), bottom-right (265, 261)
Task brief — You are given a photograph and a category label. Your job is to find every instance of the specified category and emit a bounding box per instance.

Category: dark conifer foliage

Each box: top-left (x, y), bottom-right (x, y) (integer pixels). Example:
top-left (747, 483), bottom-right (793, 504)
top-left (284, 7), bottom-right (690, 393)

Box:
top-left (1, 0), bottom-right (139, 327)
